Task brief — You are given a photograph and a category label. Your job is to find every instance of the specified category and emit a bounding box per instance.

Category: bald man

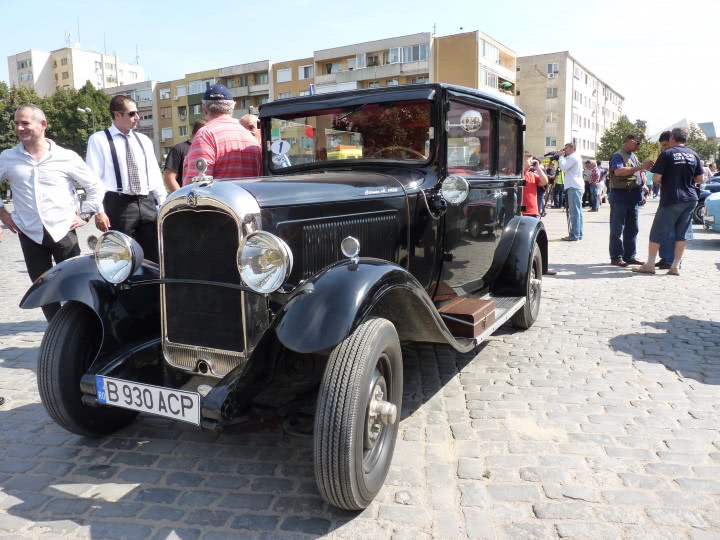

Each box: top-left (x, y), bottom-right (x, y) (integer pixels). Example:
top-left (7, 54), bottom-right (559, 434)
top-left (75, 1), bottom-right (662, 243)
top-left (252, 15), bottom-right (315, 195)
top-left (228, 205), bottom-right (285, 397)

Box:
top-left (240, 114), bottom-right (261, 143)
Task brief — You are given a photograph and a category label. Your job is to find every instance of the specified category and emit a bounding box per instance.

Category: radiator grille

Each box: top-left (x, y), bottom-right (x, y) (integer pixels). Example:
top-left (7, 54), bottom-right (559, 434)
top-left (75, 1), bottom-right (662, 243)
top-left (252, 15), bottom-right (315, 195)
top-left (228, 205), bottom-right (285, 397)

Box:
top-left (161, 209), bottom-right (244, 353)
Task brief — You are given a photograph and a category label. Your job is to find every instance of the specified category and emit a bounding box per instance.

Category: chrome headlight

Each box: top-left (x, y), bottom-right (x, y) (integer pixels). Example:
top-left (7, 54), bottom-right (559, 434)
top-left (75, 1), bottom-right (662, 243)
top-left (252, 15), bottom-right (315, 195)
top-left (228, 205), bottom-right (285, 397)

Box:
top-left (237, 231), bottom-right (293, 294)
top-left (94, 231), bottom-right (144, 284)
top-left (440, 175), bottom-right (470, 205)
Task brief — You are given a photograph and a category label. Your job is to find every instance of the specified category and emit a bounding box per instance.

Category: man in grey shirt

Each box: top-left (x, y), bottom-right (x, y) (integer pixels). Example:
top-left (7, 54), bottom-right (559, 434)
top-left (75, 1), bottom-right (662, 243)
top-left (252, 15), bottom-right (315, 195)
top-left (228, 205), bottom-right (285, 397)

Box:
top-left (0, 104), bottom-right (106, 320)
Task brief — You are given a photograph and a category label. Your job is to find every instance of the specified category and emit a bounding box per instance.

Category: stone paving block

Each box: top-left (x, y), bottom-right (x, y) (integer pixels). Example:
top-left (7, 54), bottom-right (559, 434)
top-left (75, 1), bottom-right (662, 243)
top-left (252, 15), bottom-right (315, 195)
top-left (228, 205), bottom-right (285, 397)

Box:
top-left (555, 521), bottom-right (621, 539)
top-left (463, 509), bottom-right (497, 540)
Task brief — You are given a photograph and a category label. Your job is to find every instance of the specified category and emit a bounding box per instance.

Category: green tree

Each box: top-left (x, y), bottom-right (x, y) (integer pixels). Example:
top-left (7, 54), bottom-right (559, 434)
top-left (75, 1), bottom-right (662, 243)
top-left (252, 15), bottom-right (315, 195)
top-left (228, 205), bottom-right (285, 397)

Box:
top-left (686, 123), bottom-right (718, 163)
top-left (596, 115), bottom-right (641, 161)
top-left (0, 83), bottom-right (44, 153)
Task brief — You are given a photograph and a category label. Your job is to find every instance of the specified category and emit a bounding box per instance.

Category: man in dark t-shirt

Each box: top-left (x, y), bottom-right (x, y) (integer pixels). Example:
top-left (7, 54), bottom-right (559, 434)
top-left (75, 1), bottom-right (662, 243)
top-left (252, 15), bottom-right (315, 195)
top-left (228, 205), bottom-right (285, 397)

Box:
top-left (633, 127), bottom-right (704, 275)
top-left (163, 118), bottom-right (207, 192)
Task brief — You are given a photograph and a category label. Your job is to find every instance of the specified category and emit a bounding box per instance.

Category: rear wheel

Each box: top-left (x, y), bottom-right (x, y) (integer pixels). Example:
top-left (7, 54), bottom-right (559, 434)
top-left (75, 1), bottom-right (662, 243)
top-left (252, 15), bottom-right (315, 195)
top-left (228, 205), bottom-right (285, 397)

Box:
top-left (693, 202), bottom-right (705, 225)
top-left (511, 243), bottom-right (542, 329)
top-left (38, 302), bottom-right (138, 436)
top-left (314, 318), bottom-right (403, 510)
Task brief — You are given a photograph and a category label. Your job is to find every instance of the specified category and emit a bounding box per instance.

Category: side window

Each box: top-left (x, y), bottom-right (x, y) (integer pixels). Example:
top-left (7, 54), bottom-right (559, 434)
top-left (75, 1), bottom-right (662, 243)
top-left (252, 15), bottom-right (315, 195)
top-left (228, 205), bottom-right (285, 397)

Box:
top-left (447, 102), bottom-right (493, 176)
top-left (499, 115), bottom-right (521, 175)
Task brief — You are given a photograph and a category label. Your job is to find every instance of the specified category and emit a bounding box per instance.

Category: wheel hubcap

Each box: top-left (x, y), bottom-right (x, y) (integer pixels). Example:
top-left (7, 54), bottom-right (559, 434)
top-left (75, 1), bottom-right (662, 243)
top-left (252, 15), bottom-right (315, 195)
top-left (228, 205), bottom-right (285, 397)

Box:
top-left (364, 370), bottom-right (397, 451)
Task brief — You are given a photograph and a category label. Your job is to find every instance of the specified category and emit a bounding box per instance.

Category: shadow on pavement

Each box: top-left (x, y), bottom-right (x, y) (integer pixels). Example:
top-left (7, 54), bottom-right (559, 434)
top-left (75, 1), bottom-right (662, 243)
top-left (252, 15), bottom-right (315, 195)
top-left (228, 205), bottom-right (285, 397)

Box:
top-left (687, 229), bottom-right (720, 252)
top-left (0, 320), bottom-right (45, 337)
top-left (609, 315), bottom-right (720, 385)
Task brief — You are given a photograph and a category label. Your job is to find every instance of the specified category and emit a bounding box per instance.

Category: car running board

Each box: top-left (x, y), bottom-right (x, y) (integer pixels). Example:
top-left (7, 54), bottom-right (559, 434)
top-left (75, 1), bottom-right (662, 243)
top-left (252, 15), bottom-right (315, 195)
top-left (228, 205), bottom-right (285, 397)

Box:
top-left (440, 295), bottom-right (525, 347)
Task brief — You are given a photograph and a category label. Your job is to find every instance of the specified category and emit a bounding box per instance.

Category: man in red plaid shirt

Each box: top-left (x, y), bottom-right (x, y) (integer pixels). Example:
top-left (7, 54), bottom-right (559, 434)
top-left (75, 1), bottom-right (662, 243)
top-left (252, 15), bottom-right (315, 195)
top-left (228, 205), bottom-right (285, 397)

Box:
top-left (183, 84), bottom-right (262, 183)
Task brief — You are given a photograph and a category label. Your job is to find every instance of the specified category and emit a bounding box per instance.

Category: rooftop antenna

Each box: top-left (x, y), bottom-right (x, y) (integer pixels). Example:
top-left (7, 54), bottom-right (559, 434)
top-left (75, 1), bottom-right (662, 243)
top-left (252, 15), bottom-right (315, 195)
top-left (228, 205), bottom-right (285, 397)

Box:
top-left (65, 30), bottom-right (72, 48)
top-left (77, 16), bottom-right (81, 47)
top-left (103, 32), bottom-right (107, 55)
top-left (136, 44), bottom-right (140, 65)
top-left (432, 22), bottom-right (436, 37)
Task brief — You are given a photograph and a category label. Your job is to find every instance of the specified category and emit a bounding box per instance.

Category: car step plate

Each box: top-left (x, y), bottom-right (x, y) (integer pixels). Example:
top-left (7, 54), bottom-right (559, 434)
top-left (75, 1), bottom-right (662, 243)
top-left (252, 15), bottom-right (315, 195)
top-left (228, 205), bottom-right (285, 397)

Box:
top-left (95, 376), bottom-right (201, 425)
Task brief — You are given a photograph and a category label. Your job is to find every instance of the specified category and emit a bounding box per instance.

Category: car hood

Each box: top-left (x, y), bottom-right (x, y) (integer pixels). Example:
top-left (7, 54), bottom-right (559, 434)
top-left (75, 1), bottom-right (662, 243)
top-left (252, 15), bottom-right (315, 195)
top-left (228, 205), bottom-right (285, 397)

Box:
top-left (227, 170), bottom-right (428, 207)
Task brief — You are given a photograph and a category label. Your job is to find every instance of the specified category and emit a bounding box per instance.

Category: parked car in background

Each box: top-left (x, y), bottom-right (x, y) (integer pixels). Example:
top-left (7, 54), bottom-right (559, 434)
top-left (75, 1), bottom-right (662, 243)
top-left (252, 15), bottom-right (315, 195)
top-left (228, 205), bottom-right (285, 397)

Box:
top-left (693, 189), bottom-right (712, 225)
top-left (20, 84), bottom-right (547, 511)
top-left (704, 192), bottom-right (720, 232)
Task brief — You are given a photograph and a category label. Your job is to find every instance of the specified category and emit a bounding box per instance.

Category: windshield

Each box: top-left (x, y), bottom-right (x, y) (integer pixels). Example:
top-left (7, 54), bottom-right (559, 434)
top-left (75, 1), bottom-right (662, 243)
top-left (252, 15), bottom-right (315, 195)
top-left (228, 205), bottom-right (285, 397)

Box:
top-left (267, 99), bottom-right (432, 170)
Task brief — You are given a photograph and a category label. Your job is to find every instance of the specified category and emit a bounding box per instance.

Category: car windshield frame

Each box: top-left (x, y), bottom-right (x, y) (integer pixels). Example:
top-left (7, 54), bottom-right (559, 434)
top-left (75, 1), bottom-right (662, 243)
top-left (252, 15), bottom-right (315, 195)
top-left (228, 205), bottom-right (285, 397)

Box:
top-left (266, 98), bottom-right (435, 173)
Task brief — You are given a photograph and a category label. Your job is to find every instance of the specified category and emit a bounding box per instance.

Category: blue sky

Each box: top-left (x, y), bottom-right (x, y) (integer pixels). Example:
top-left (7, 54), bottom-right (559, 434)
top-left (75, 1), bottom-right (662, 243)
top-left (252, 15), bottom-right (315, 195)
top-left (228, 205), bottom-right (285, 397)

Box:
top-left (1, 0), bottom-right (716, 135)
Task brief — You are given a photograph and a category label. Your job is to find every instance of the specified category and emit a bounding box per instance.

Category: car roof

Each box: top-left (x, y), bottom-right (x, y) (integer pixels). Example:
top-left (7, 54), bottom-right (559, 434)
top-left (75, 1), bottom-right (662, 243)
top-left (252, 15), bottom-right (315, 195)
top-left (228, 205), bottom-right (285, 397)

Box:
top-left (259, 83), bottom-right (524, 119)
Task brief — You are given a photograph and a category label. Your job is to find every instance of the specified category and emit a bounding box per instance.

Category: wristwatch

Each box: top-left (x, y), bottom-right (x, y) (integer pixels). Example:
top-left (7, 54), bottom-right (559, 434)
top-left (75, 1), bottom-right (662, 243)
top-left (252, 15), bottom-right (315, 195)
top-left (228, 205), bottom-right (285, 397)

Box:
top-left (79, 212), bottom-right (96, 222)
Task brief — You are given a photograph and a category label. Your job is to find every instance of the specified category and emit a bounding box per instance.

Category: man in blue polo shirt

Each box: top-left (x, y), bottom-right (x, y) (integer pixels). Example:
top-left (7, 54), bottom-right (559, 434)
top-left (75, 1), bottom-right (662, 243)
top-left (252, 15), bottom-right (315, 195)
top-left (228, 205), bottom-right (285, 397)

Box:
top-left (607, 134), bottom-right (654, 266)
top-left (633, 127), bottom-right (703, 275)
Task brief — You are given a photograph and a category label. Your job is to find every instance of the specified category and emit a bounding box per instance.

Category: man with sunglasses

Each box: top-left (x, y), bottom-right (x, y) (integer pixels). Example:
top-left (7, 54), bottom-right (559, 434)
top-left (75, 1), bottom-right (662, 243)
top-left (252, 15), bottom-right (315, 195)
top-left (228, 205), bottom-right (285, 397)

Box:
top-left (86, 95), bottom-right (166, 261)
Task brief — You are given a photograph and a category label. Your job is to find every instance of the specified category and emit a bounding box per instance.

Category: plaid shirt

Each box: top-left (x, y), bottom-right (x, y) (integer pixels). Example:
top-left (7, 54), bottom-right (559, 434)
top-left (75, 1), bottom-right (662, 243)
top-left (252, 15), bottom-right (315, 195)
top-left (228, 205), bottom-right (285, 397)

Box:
top-left (183, 116), bottom-right (262, 183)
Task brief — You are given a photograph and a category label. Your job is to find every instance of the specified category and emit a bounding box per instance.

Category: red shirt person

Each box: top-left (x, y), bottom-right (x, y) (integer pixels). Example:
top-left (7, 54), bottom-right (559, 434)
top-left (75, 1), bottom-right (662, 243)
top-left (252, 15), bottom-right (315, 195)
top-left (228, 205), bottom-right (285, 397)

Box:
top-left (183, 84), bottom-right (262, 183)
top-left (522, 153), bottom-right (548, 217)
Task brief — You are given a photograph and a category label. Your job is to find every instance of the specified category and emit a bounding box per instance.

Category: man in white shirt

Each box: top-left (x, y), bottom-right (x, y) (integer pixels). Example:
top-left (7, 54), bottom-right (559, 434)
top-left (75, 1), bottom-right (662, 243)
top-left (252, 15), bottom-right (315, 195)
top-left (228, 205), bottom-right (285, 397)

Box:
top-left (555, 142), bottom-right (584, 241)
top-left (0, 104), bottom-right (106, 320)
top-left (86, 95), bottom-right (166, 262)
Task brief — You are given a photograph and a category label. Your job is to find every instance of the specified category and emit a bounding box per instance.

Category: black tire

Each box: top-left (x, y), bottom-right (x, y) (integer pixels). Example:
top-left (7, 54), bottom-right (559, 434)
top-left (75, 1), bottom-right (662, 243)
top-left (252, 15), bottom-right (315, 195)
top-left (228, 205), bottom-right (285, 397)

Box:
top-left (38, 302), bottom-right (138, 436)
top-left (693, 202), bottom-right (705, 225)
top-left (511, 243), bottom-right (542, 329)
top-left (314, 318), bottom-right (403, 510)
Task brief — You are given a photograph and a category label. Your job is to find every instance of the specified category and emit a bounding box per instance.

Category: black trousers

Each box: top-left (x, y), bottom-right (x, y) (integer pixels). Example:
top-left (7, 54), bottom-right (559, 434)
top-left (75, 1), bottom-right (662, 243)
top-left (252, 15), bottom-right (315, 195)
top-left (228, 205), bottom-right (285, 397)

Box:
top-left (19, 228), bottom-right (80, 321)
top-left (103, 192), bottom-right (159, 262)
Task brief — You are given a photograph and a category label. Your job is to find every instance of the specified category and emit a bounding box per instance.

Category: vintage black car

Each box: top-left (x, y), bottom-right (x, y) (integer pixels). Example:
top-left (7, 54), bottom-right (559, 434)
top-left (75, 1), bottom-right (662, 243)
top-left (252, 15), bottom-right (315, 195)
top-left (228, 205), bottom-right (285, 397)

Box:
top-left (22, 84), bottom-right (547, 511)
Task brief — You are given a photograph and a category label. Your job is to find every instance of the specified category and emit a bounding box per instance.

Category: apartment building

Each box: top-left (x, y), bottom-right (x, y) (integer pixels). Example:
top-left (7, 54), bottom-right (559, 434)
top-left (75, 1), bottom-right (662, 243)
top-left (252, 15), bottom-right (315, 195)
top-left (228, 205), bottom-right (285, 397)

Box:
top-left (8, 47), bottom-right (144, 97)
top-left (154, 62), bottom-right (271, 161)
top-left (271, 30), bottom-right (516, 103)
top-left (516, 52), bottom-right (624, 158)
top-left (104, 81), bottom-right (159, 156)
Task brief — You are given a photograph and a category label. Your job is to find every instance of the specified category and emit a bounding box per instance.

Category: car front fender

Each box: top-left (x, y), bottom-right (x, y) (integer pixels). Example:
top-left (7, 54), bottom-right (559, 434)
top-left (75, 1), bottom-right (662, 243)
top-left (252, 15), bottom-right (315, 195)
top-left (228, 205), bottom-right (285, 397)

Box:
top-left (274, 258), bottom-right (474, 355)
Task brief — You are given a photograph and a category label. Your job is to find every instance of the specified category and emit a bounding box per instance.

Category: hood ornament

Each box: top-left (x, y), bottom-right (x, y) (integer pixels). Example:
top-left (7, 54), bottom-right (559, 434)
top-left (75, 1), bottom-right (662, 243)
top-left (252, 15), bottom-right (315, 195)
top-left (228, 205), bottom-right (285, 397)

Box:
top-left (191, 158), bottom-right (214, 187)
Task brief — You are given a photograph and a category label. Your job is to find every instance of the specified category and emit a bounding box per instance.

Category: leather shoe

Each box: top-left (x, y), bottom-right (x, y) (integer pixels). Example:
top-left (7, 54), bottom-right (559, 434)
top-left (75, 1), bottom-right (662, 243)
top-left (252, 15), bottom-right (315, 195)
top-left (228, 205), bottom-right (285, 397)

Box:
top-left (655, 260), bottom-right (671, 269)
top-left (625, 258), bottom-right (645, 265)
top-left (610, 258), bottom-right (628, 267)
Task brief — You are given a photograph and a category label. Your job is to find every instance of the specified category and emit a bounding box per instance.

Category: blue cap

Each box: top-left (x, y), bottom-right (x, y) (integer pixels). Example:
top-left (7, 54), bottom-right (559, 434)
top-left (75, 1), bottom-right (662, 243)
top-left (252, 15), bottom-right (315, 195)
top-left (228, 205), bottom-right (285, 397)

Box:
top-left (203, 83), bottom-right (232, 101)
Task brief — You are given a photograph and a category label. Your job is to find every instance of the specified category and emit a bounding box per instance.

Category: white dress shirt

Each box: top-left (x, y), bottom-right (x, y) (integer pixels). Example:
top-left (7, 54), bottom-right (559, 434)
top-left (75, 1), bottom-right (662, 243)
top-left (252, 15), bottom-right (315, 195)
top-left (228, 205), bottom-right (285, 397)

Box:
top-left (86, 124), bottom-right (166, 210)
top-left (0, 141), bottom-right (105, 244)
top-left (558, 152), bottom-right (584, 190)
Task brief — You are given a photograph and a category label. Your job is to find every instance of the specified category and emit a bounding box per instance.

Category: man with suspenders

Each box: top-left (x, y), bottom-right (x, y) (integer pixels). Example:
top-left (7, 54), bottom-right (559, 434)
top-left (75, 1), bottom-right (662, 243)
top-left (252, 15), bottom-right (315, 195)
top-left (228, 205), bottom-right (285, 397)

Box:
top-left (86, 95), bottom-right (166, 261)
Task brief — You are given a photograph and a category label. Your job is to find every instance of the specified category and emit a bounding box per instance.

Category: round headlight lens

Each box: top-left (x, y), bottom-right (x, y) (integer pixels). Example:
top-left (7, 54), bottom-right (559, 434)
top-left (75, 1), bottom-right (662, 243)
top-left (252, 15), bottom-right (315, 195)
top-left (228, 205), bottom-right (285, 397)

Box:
top-left (237, 232), bottom-right (293, 294)
top-left (440, 175), bottom-right (470, 205)
top-left (94, 231), bottom-right (141, 284)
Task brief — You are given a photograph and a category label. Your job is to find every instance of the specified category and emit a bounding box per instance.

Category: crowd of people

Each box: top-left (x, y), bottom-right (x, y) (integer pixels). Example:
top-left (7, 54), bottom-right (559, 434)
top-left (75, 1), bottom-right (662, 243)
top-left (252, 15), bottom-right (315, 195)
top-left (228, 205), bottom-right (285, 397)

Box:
top-left (521, 127), bottom-right (706, 275)
top-left (0, 83), bottom-right (261, 321)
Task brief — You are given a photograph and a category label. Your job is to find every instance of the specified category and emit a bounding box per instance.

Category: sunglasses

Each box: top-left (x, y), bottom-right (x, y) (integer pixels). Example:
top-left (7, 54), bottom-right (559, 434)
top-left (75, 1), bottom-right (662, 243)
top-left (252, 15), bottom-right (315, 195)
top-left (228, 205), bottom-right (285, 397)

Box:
top-left (123, 111), bottom-right (139, 117)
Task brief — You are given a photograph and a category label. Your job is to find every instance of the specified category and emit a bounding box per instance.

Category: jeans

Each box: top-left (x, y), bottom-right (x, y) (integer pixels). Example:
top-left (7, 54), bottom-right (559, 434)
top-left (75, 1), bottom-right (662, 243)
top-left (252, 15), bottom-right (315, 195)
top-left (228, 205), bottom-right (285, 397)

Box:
top-left (553, 184), bottom-right (565, 208)
top-left (589, 183), bottom-right (599, 210)
top-left (565, 187), bottom-right (583, 240)
top-left (537, 185), bottom-right (546, 214)
top-left (609, 201), bottom-right (640, 262)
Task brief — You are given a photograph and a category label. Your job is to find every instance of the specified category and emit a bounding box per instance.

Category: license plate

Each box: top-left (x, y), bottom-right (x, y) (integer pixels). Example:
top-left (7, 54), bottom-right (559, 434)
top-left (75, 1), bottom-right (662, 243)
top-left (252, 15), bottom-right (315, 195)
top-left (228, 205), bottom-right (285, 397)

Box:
top-left (95, 376), bottom-right (201, 425)
top-left (705, 215), bottom-right (715, 223)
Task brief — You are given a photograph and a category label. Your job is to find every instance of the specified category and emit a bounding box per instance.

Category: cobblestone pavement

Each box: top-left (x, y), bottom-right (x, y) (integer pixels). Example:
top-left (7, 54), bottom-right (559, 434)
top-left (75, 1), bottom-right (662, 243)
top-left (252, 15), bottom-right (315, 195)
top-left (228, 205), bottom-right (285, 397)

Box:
top-left (1, 198), bottom-right (719, 540)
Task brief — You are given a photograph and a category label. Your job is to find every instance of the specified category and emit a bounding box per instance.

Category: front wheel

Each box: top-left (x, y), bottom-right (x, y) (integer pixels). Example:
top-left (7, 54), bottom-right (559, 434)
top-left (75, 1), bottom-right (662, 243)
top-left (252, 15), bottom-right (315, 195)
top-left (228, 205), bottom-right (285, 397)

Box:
top-left (37, 302), bottom-right (138, 436)
top-left (693, 203), bottom-right (705, 225)
top-left (511, 243), bottom-right (542, 329)
top-left (314, 318), bottom-right (403, 510)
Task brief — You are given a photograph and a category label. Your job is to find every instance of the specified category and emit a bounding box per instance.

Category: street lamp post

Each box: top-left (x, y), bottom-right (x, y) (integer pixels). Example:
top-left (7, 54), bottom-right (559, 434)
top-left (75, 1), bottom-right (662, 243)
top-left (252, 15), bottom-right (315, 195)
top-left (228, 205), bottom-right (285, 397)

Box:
top-left (77, 107), bottom-right (95, 133)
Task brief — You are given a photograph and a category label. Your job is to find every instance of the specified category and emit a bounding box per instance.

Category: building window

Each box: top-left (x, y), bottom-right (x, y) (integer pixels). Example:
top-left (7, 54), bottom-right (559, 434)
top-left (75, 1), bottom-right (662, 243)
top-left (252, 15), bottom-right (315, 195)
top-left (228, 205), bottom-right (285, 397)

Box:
top-left (277, 68), bottom-right (292, 83)
top-left (368, 81), bottom-right (380, 89)
top-left (176, 85), bottom-right (187, 98)
top-left (546, 112), bottom-right (557, 123)
top-left (159, 88), bottom-right (171, 99)
top-left (105, 62), bottom-right (115, 70)
top-left (129, 71), bottom-right (137, 80)
top-left (188, 78), bottom-right (215, 95)
top-left (179, 125), bottom-right (188, 137)
top-left (256, 73), bottom-right (268, 85)
top-left (178, 106), bottom-right (187, 119)
top-left (347, 57), bottom-right (356, 70)
top-left (227, 78), bottom-right (236, 88)
top-left (62, 71), bottom-right (69, 80)
top-left (299, 90), bottom-right (310, 96)
top-left (61, 57), bottom-right (68, 66)
top-left (546, 87), bottom-right (558, 98)
top-left (95, 61), bottom-right (102, 71)
top-left (190, 104), bottom-right (201, 115)
top-left (160, 107), bottom-right (171, 119)
top-left (402, 44), bottom-right (429, 63)
top-left (481, 69), bottom-right (498, 89)
top-left (481, 41), bottom-right (500, 64)
top-left (298, 65), bottom-right (313, 80)
top-left (16, 59), bottom-right (32, 69)
top-left (367, 54), bottom-right (380, 67)
top-left (238, 75), bottom-right (247, 87)
top-left (355, 54), bottom-right (367, 69)
top-left (324, 62), bottom-right (341, 74)
top-left (547, 63), bottom-right (559, 78)
top-left (574, 66), bottom-right (581, 79)
top-left (385, 48), bottom-right (401, 64)
top-left (545, 137), bottom-right (557, 147)
top-left (260, 96), bottom-right (269, 104)
top-left (413, 76), bottom-right (429, 84)
top-left (278, 92), bottom-right (292, 99)
top-left (238, 98), bottom-right (249, 109)
top-left (161, 127), bottom-right (173, 141)
top-left (386, 79), bottom-right (399, 87)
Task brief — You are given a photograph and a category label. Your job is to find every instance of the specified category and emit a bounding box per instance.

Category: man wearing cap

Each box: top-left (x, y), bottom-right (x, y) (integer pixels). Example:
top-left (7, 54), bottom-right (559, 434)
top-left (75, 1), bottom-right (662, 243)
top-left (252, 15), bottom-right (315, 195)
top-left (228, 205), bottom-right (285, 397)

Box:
top-left (607, 134), bottom-right (653, 267)
top-left (86, 95), bottom-right (166, 262)
top-left (183, 84), bottom-right (262, 182)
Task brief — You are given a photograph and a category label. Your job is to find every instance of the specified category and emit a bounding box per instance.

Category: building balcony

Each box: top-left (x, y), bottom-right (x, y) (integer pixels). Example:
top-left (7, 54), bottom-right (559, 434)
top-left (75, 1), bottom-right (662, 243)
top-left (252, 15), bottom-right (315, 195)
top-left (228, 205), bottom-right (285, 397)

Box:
top-left (229, 86), bottom-right (249, 98)
top-left (249, 83), bottom-right (269, 95)
top-left (317, 60), bottom-right (430, 84)
top-left (480, 60), bottom-right (515, 84)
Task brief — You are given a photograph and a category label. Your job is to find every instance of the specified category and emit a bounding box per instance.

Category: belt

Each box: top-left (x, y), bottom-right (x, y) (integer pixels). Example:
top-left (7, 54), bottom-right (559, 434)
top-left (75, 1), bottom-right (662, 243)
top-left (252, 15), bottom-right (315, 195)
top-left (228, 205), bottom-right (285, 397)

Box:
top-left (106, 192), bottom-right (149, 200)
